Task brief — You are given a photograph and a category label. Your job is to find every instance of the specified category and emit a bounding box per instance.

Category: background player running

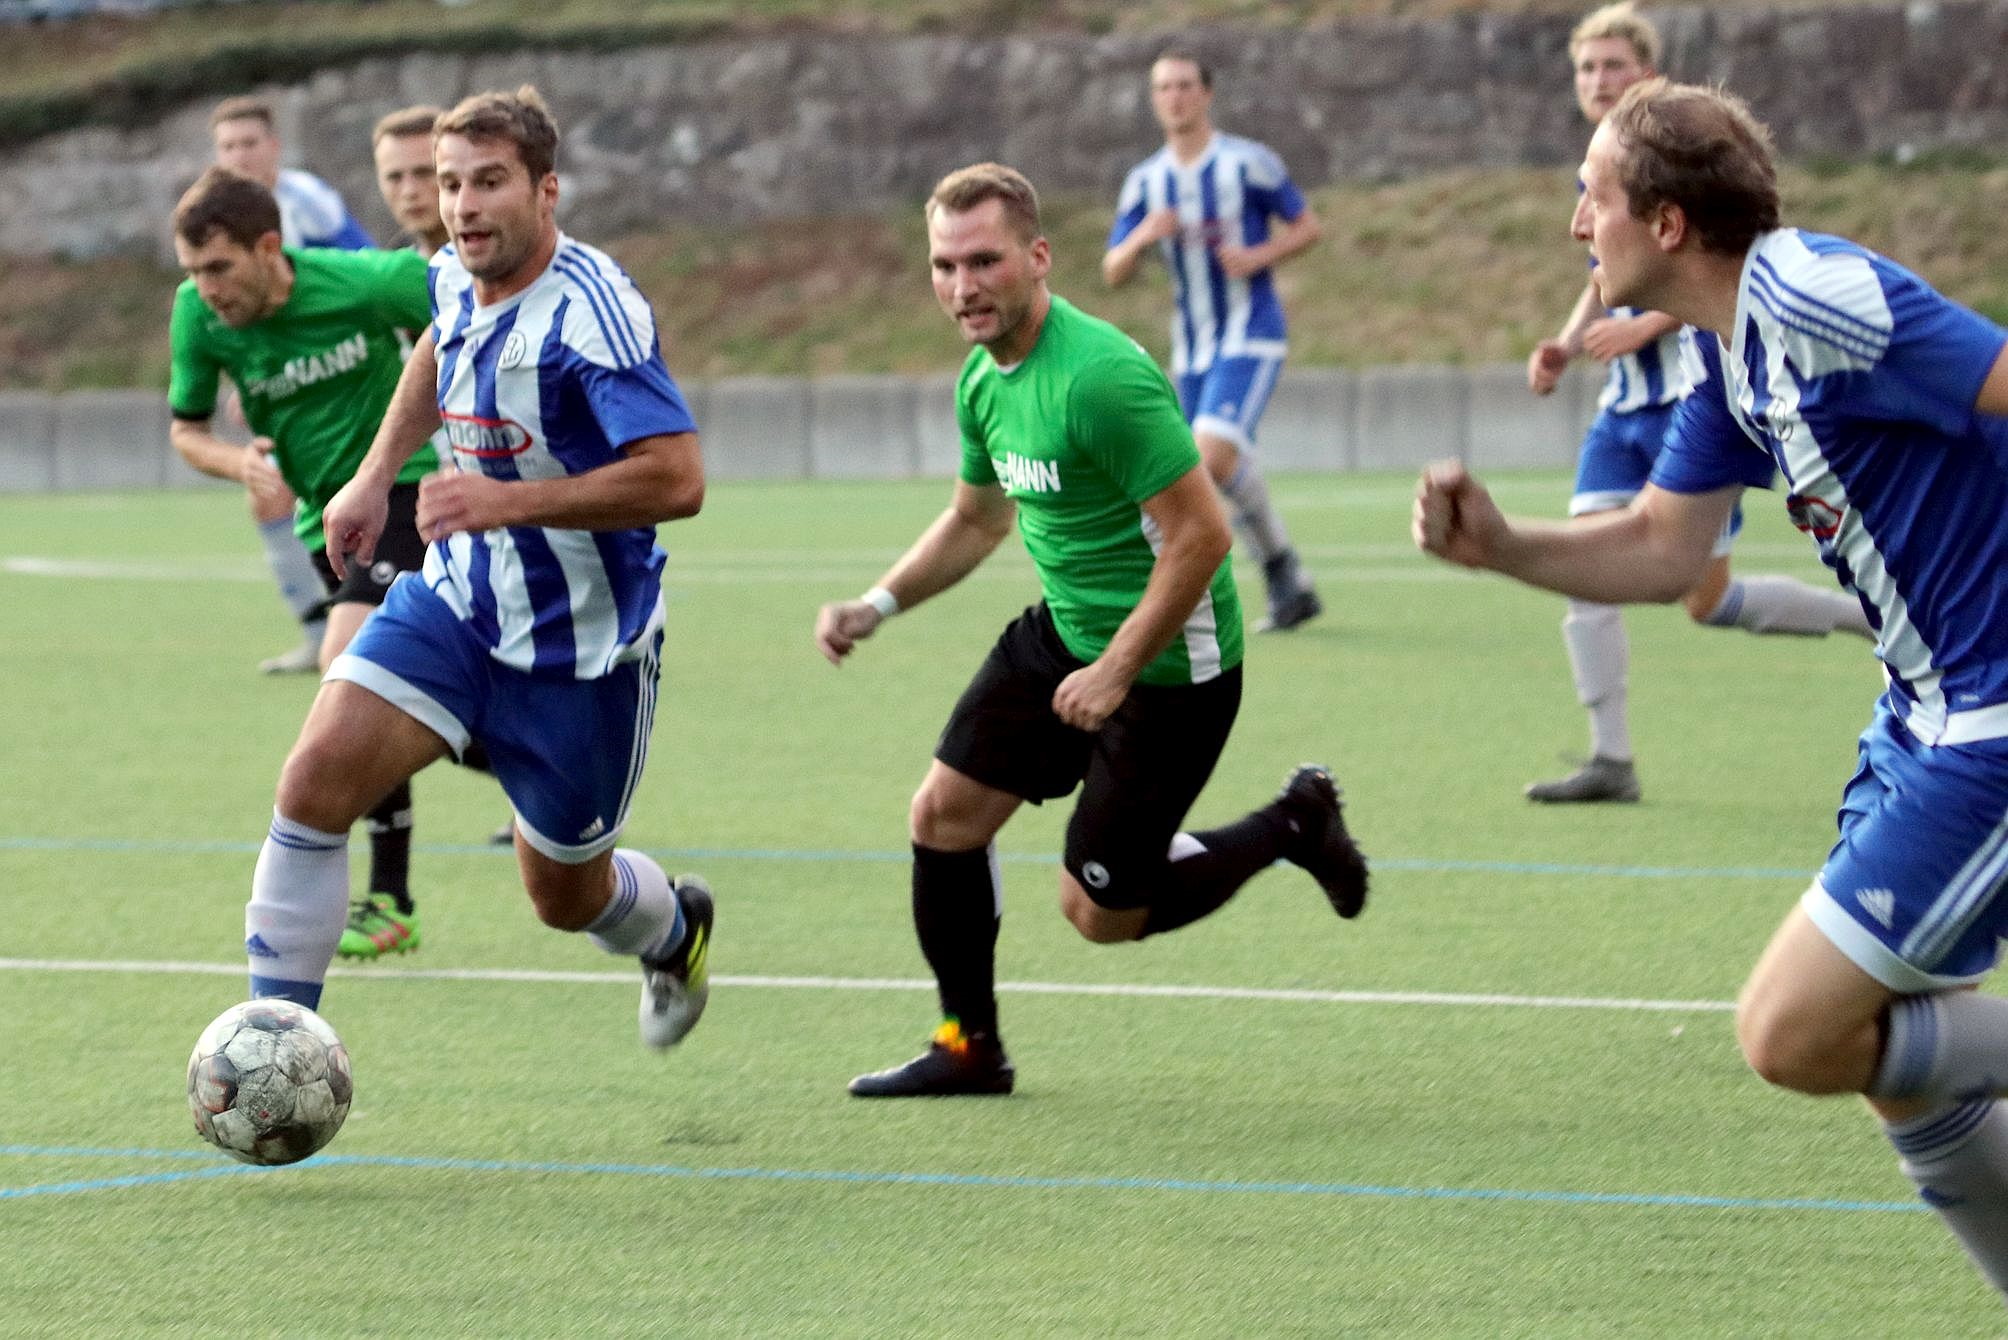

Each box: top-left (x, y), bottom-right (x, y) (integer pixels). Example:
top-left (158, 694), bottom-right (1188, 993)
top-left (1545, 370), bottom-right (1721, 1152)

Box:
top-left (1521, 3), bottom-right (1870, 804)
top-left (1417, 78), bottom-right (2008, 1304)
top-left (1103, 50), bottom-right (1324, 634)
top-left (819, 163), bottom-right (1367, 1099)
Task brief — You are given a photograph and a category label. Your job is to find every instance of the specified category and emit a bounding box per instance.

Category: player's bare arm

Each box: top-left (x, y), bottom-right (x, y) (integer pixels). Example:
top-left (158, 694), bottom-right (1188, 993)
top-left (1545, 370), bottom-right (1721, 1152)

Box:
top-left (1413, 460), bottom-right (1734, 603)
top-left (1100, 208), bottom-right (1181, 288)
top-left (322, 327), bottom-right (443, 575)
top-left (1975, 344), bottom-right (2008, 416)
top-left (815, 480), bottom-right (1016, 666)
top-left (1051, 464), bottom-right (1231, 731)
top-left (168, 417), bottom-right (291, 511)
top-left (1529, 279), bottom-right (1603, 394)
top-left (1215, 206), bottom-right (1322, 281)
top-left (417, 431), bottom-right (703, 545)
top-left (1581, 308), bottom-right (1682, 362)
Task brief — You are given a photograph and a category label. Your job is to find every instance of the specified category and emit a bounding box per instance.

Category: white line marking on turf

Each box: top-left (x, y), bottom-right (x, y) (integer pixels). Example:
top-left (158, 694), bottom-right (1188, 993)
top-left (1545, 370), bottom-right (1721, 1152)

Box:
top-left (0, 957), bottom-right (1734, 1013)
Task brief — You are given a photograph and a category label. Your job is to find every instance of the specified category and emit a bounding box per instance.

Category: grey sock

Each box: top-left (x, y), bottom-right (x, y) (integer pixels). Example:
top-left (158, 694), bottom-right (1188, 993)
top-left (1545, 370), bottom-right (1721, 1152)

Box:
top-left (1885, 1098), bottom-right (2008, 1300)
top-left (1219, 460), bottom-right (1291, 568)
top-left (1871, 993), bottom-right (2008, 1104)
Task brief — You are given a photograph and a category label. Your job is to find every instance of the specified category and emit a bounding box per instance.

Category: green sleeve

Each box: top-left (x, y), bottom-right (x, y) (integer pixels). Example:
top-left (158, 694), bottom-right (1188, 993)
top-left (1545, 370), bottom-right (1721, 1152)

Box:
top-left (358, 248), bottom-right (434, 330)
top-left (1067, 354), bottom-right (1199, 501)
top-left (167, 284), bottom-right (222, 420)
top-left (955, 362), bottom-right (997, 487)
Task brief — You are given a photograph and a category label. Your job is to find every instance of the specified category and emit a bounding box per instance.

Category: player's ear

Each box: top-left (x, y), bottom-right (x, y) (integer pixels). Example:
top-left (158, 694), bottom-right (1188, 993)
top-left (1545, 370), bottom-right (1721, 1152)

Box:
top-left (254, 230), bottom-right (284, 263)
top-left (1028, 235), bottom-right (1052, 279)
top-left (1654, 201), bottom-right (1687, 254)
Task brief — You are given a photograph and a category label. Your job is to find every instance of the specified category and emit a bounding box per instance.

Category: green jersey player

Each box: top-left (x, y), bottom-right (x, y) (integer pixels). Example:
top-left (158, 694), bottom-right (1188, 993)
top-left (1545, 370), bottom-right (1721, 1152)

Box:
top-left (815, 163), bottom-right (1369, 1098)
top-left (168, 167), bottom-right (439, 960)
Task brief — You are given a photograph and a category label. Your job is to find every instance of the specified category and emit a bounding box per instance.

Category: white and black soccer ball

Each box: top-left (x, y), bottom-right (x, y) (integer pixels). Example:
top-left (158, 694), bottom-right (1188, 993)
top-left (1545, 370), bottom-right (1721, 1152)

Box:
top-left (187, 999), bottom-right (352, 1166)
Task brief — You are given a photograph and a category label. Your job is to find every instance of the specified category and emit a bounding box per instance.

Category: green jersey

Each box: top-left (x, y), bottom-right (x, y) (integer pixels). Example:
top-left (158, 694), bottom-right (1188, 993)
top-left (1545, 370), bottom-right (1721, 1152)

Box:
top-left (169, 246), bottom-right (438, 550)
top-left (956, 295), bottom-right (1243, 686)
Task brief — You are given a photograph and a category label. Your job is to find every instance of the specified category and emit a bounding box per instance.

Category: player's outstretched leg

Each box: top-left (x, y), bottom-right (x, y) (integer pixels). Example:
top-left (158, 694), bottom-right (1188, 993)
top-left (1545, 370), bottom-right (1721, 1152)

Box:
top-left (1528, 600), bottom-right (1639, 803)
top-left (254, 515), bottom-right (328, 674)
top-left (1698, 574), bottom-right (1875, 640)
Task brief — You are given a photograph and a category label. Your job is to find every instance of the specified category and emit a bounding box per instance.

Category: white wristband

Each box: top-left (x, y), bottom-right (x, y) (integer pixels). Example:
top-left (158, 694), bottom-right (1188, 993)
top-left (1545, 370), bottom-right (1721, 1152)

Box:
top-left (861, 586), bottom-right (901, 619)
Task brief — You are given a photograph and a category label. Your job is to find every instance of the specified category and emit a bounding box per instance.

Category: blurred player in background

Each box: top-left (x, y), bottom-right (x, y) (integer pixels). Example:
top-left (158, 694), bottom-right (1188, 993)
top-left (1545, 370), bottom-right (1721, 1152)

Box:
top-left (1103, 51), bottom-right (1324, 634)
top-left (819, 163), bottom-right (1367, 1099)
top-left (167, 167), bottom-right (438, 961)
top-left (210, 95), bottom-right (378, 673)
top-left (1521, 3), bottom-right (1870, 804)
top-left (371, 104), bottom-right (450, 257)
top-left (278, 87), bottom-right (714, 1053)
top-left (1417, 78), bottom-right (2008, 1304)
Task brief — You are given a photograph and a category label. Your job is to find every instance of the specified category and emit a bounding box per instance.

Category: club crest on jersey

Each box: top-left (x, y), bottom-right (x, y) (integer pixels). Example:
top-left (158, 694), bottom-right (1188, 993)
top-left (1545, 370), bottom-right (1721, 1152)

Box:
top-left (1000, 452), bottom-right (1062, 494)
top-left (1785, 493), bottom-right (1843, 540)
top-left (498, 330), bottom-right (530, 370)
top-left (441, 412), bottom-right (533, 458)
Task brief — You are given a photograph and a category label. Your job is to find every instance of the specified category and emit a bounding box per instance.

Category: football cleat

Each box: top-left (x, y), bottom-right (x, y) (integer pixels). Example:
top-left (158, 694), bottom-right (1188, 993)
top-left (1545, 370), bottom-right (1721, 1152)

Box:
top-left (1254, 553), bottom-right (1322, 633)
top-left (488, 819), bottom-right (516, 847)
top-left (1274, 764), bottom-right (1370, 919)
top-left (336, 895), bottom-right (421, 960)
top-left (639, 875), bottom-right (714, 1049)
top-left (1525, 755), bottom-right (1640, 804)
top-left (848, 1019), bottom-right (1015, 1097)
top-left (258, 642), bottom-right (321, 675)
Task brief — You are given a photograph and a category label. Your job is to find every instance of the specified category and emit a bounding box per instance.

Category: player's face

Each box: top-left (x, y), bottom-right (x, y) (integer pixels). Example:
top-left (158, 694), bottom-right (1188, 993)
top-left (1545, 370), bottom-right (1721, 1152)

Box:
top-left (928, 199), bottom-right (1050, 353)
top-left (374, 132), bottom-right (444, 250)
top-left (1572, 122), bottom-right (1660, 309)
top-left (1149, 59), bottom-right (1212, 137)
top-left (1573, 36), bottom-right (1651, 124)
top-left (175, 230), bottom-right (283, 328)
top-left (212, 118), bottom-right (281, 189)
top-left (435, 133), bottom-right (557, 287)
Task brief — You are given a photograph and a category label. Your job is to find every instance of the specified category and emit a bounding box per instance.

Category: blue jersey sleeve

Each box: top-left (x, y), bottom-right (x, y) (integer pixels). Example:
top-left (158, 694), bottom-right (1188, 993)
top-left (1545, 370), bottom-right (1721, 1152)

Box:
top-left (1242, 142), bottom-right (1306, 223)
top-left (1108, 168), bottom-right (1149, 250)
top-left (314, 213), bottom-right (376, 252)
top-left (1854, 257), bottom-right (2008, 434)
top-left (575, 345), bottom-right (697, 450)
top-left (1649, 337), bottom-right (1777, 494)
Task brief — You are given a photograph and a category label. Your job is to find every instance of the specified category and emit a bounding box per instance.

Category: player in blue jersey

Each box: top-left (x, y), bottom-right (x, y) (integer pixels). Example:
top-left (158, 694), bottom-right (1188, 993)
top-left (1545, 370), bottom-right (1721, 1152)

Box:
top-left (247, 85), bottom-right (716, 1053)
top-left (1416, 78), bottom-right (2008, 1303)
top-left (211, 96), bottom-right (380, 676)
top-left (1521, 3), bottom-right (1871, 804)
top-left (1103, 50), bottom-right (1324, 633)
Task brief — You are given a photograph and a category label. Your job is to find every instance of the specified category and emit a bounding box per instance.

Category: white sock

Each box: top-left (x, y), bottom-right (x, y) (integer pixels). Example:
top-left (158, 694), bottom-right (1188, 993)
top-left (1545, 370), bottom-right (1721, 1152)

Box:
top-left (1884, 1099), bottom-right (2008, 1301)
top-left (246, 811), bottom-right (349, 1008)
top-left (1705, 575), bottom-right (1874, 640)
top-left (257, 515), bottom-right (327, 644)
top-left (1562, 600), bottom-right (1630, 762)
top-left (1218, 459), bottom-right (1293, 568)
top-left (586, 848), bottom-right (684, 960)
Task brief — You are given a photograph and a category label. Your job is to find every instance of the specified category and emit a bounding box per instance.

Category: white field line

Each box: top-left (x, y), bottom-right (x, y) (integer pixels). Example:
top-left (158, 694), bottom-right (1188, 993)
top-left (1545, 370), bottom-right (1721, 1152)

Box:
top-left (0, 957), bottom-right (1734, 1014)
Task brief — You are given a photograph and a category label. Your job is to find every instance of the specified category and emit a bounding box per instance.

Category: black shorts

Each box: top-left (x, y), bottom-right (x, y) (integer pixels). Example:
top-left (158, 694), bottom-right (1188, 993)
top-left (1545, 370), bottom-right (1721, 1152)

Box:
top-left (309, 482), bottom-right (426, 611)
top-left (935, 603), bottom-right (1242, 910)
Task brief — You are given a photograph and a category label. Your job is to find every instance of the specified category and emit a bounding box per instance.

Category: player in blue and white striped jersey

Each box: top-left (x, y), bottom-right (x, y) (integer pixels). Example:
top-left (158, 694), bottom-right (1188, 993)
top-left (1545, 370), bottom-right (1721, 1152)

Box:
top-left (1104, 51), bottom-right (1324, 633)
top-left (243, 87), bottom-right (716, 1054)
top-left (1417, 79), bottom-right (2008, 1305)
top-left (1521, 3), bottom-right (1869, 805)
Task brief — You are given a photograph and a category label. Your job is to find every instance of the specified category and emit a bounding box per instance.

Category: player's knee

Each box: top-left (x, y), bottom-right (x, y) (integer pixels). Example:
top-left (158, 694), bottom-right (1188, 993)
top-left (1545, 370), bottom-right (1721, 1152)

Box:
top-left (908, 781), bottom-right (981, 851)
top-left (274, 739), bottom-right (363, 833)
top-left (1057, 874), bottom-right (1142, 944)
top-left (1734, 994), bottom-right (1845, 1094)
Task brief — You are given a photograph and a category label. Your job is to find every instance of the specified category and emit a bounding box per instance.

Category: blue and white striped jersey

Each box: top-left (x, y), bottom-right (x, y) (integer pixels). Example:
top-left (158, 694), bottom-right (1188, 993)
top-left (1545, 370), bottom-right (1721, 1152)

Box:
top-left (1650, 228), bottom-right (2008, 745)
top-left (275, 169), bottom-right (373, 252)
top-left (1597, 304), bottom-right (1692, 412)
top-left (423, 235), bottom-right (697, 680)
top-left (1109, 133), bottom-right (1306, 376)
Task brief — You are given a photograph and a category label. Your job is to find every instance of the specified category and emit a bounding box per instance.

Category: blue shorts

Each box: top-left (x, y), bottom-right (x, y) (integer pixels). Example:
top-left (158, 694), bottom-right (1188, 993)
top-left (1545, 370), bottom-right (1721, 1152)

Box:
top-left (1803, 698), bottom-right (2008, 992)
top-left (1572, 402), bottom-right (1742, 555)
top-left (328, 577), bottom-right (661, 865)
top-left (1177, 355), bottom-right (1286, 452)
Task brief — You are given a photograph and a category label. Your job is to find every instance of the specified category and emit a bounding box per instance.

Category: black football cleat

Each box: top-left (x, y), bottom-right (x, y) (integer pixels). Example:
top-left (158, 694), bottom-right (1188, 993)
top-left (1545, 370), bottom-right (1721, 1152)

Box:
top-left (848, 1020), bottom-right (1015, 1097)
top-left (1274, 764), bottom-right (1370, 919)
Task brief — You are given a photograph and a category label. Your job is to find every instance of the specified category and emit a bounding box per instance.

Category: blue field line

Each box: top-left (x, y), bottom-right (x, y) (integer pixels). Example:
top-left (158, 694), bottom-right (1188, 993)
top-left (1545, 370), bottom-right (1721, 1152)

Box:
top-left (0, 1163), bottom-right (261, 1199)
top-left (0, 835), bottom-right (1813, 882)
top-left (0, 1143), bottom-right (1920, 1215)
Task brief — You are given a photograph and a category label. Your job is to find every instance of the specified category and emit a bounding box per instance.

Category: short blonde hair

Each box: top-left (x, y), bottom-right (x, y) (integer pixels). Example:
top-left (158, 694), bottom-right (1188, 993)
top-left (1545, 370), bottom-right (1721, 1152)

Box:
top-left (1570, 2), bottom-right (1661, 68)
top-left (372, 104), bottom-right (442, 148)
top-left (925, 163), bottom-right (1042, 242)
top-left (209, 95), bottom-right (275, 132)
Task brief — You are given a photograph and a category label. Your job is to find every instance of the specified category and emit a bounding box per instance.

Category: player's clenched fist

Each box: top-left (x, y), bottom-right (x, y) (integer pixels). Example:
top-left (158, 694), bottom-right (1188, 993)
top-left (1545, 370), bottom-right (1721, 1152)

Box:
top-left (417, 467), bottom-right (513, 545)
top-left (815, 600), bottom-right (884, 666)
top-left (1412, 460), bottom-right (1507, 571)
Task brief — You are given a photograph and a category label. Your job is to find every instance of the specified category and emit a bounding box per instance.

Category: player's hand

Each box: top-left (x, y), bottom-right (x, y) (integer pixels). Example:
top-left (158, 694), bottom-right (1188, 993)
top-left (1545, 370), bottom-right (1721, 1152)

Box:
top-left (1413, 460), bottom-right (1508, 571)
top-left (1052, 660), bottom-right (1131, 732)
top-left (1135, 208), bottom-right (1181, 245)
top-left (1214, 241), bottom-right (1265, 280)
top-left (238, 439), bottom-right (292, 512)
top-left (814, 599), bottom-right (883, 666)
top-left (1581, 315), bottom-right (1652, 362)
top-left (1527, 340), bottom-right (1570, 395)
top-left (321, 474), bottom-right (391, 580)
top-left (417, 467), bottom-right (514, 545)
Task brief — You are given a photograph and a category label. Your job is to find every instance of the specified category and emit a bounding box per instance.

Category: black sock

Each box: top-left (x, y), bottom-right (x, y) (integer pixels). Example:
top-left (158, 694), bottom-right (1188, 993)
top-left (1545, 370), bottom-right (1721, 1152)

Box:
top-left (364, 782), bottom-right (414, 912)
top-left (912, 843), bottom-right (1000, 1037)
top-left (1140, 809), bottom-right (1290, 938)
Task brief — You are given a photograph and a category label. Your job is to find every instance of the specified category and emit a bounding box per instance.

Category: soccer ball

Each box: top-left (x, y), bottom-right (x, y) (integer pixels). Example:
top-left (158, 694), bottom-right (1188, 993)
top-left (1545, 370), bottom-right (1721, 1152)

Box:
top-left (187, 999), bottom-right (353, 1166)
